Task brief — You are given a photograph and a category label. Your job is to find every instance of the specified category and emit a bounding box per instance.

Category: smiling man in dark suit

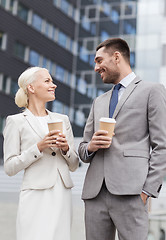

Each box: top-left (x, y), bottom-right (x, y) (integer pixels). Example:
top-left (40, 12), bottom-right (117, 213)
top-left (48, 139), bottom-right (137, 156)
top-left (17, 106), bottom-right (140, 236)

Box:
top-left (78, 38), bottom-right (166, 240)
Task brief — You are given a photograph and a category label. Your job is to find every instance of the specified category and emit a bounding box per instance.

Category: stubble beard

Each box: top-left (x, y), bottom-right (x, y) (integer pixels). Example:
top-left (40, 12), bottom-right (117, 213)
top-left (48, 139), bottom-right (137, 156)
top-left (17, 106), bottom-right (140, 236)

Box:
top-left (103, 71), bottom-right (120, 85)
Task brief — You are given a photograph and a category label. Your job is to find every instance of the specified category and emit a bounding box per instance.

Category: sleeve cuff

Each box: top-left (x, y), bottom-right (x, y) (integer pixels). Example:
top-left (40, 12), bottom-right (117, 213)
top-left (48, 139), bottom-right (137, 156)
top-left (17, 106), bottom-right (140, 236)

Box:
top-left (142, 189), bottom-right (152, 197)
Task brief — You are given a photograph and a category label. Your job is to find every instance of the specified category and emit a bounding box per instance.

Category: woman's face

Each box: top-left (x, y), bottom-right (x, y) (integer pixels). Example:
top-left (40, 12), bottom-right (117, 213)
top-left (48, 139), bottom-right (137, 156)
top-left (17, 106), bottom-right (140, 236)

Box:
top-left (28, 69), bottom-right (57, 103)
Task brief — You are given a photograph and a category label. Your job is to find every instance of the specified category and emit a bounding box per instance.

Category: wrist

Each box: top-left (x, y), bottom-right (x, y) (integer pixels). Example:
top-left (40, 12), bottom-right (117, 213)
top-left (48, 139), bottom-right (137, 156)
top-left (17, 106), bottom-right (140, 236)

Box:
top-left (61, 146), bottom-right (69, 155)
top-left (37, 143), bottom-right (43, 152)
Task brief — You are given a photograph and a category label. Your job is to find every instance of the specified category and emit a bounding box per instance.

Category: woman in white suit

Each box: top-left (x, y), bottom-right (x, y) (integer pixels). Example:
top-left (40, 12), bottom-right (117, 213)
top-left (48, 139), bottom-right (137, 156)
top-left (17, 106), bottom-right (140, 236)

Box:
top-left (3, 67), bottom-right (79, 240)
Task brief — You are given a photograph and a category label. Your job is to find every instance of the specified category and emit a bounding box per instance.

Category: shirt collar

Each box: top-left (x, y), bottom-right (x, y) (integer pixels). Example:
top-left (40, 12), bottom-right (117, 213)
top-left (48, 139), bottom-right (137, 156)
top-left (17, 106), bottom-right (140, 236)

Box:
top-left (119, 72), bottom-right (136, 88)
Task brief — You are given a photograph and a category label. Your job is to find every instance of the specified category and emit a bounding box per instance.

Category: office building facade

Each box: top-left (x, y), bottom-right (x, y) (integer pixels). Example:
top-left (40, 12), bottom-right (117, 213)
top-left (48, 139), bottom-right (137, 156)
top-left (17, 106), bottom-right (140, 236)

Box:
top-left (1, 0), bottom-right (165, 163)
top-left (0, 0), bottom-right (89, 162)
top-left (75, 0), bottom-right (137, 122)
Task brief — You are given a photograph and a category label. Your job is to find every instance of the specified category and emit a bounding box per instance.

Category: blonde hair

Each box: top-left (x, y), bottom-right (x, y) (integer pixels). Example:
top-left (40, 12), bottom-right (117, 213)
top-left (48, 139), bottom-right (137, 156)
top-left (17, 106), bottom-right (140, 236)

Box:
top-left (15, 67), bottom-right (46, 108)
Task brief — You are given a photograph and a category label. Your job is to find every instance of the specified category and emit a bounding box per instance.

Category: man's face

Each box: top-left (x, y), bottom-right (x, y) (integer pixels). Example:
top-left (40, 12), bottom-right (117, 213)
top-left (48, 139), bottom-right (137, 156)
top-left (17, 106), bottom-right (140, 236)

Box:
top-left (94, 47), bottom-right (120, 84)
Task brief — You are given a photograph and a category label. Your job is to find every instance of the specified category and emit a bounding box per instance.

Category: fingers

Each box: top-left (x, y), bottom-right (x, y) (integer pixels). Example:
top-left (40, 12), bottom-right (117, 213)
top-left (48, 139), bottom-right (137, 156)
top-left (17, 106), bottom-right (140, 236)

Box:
top-left (92, 134), bottom-right (112, 142)
top-left (56, 134), bottom-right (68, 146)
top-left (47, 133), bottom-right (69, 150)
top-left (95, 130), bottom-right (109, 136)
top-left (48, 130), bottom-right (60, 136)
top-left (88, 131), bottom-right (113, 152)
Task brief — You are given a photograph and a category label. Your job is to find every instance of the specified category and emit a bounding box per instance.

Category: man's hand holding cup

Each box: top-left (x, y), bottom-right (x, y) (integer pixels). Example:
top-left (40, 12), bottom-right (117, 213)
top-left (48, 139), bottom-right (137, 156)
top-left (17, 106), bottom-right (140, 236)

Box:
top-left (88, 117), bottom-right (116, 153)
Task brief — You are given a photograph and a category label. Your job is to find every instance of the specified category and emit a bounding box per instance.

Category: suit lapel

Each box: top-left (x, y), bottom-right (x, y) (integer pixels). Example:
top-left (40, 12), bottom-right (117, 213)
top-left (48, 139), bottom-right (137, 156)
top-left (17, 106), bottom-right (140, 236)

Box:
top-left (23, 109), bottom-right (46, 139)
top-left (113, 77), bottom-right (142, 119)
top-left (98, 88), bottom-right (113, 120)
top-left (24, 109), bottom-right (66, 152)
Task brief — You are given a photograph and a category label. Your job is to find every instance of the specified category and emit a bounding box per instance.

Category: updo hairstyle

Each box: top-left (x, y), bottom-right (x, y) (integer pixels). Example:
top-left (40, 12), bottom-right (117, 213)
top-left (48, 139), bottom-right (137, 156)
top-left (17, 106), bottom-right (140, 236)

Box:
top-left (15, 67), bottom-right (44, 108)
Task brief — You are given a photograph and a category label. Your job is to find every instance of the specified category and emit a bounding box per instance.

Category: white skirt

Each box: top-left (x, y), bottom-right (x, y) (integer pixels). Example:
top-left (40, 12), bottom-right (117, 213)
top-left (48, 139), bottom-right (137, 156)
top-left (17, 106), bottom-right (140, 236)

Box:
top-left (16, 172), bottom-right (72, 240)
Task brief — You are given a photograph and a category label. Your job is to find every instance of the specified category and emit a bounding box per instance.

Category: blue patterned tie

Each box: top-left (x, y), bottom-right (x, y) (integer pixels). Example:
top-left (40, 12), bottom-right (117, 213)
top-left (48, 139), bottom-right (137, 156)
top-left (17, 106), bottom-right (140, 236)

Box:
top-left (109, 83), bottom-right (121, 118)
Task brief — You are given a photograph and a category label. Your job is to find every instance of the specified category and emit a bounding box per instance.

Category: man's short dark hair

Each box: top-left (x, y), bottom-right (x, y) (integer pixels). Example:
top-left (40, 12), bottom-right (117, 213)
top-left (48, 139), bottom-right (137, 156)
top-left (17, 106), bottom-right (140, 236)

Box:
top-left (96, 38), bottom-right (130, 64)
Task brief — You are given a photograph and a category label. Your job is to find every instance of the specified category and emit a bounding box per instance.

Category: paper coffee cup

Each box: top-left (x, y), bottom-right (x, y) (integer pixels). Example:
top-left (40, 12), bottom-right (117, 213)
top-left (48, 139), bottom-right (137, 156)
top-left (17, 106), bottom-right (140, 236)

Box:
top-left (99, 117), bottom-right (116, 138)
top-left (47, 119), bottom-right (63, 135)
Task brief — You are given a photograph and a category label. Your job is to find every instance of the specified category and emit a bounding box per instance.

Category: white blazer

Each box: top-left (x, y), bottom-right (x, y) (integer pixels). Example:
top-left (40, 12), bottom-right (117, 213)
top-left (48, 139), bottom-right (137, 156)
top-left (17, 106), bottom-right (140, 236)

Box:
top-left (3, 109), bottom-right (79, 190)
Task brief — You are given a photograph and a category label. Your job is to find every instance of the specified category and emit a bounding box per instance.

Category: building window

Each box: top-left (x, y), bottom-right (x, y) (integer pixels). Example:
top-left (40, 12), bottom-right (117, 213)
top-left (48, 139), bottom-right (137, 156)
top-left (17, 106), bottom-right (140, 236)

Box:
top-left (75, 110), bottom-right (85, 127)
top-left (0, 116), bottom-right (5, 134)
top-left (9, 0), bottom-right (14, 12)
top-left (86, 39), bottom-right (95, 51)
top-left (79, 46), bottom-right (89, 63)
top-left (44, 21), bottom-right (52, 38)
top-left (111, 5), bottom-right (120, 24)
top-left (77, 77), bottom-right (86, 95)
top-left (0, 0), bottom-right (6, 8)
top-left (0, 31), bottom-right (7, 50)
top-left (64, 105), bottom-right (69, 116)
top-left (101, 30), bottom-right (110, 42)
top-left (53, 0), bottom-right (77, 21)
top-left (90, 22), bottom-right (96, 35)
top-left (81, 16), bottom-right (90, 31)
top-left (0, 32), bottom-right (3, 49)
top-left (124, 3), bottom-right (134, 15)
top-left (123, 19), bottom-right (136, 35)
top-left (0, 74), bottom-right (11, 94)
top-left (88, 7), bottom-right (97, 19)
top-left (2, 75), bottom-right (8, 92)
top-left (61, 0), bottom-right (69, 15)
top-left (66, 72), bottom-right (71, 85)
top-left (10, 80), bottom-right (18, 96)
top-left (89, 54), bottom-right (95, 67)
top-left (103, 2), bottom-right (111, 17)
top-left (130, 52), bottom-right (135, 68)
top-left (29, 50), bottom-right (40, 66)
top-left (41, 57), bottom-right (49, 68)
top-left (14, 42), bottom-right (26, 60)
top-left (58, 31), bottom-right (67, 48)
top-left (17, 3), bottom-right (29, 22)
top-left (55, 65), bottom-right (65, 82)
top-left (32, 13), bottom-right (43, 32)
top-left (52, 100), bottom-right (64, 114)
top-left (51, 26), bottom-right (57, 41)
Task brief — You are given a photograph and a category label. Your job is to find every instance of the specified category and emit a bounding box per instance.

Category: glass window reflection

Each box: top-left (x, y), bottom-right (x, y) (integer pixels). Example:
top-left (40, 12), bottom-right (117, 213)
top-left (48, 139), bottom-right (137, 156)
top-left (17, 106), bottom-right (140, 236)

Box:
top-left (123, 19), bottom-right (136, 34)
top-left (61, 0), bottom-right (69, 14)
top-left (0, 32), bottom-right (3, 49)
top-left (130, 52), bottom-right (135, 68)
top-left (77, 77), bottom-right (86, 95)
top-left (124, 3), bottom-right (134, 15)
top-left (56, 65), bottom-right (65, 82)
top-left (29, 50), bottom-right (40, 66)
top-left (101, 30), bottom-right (110, 42)
top-left (75, 110), bottom-right (85, 127)
top-left (14, 42), bottom-right (26, 60)
top-left (111, 5), bottom-right (120, 24)
top-left (18, 3), bottom-right (28, 22)
top-left (32, 14), bottom-right (43, 32)
top-left (11, 80), bottom-right (18, 96)
top-left (52, 100), bottom-right (63, 114)
top-left (58, 31), bottom-right (67, 48)
top-left (0, 0), bottom-right (6, 8)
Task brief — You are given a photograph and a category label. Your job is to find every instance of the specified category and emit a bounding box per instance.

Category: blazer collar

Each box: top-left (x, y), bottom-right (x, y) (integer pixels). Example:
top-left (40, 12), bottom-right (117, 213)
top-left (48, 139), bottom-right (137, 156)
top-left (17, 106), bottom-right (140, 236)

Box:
top-left (113, 76), bottom-right (142, 119)
top-left (23, 108), bottom-right (50, 139)
top-left (100, 76), bottom-right (141, 120)
top-left (23, 109), bottom-right (62, 152)
top-left (23, 108), bottom-right (66, 135)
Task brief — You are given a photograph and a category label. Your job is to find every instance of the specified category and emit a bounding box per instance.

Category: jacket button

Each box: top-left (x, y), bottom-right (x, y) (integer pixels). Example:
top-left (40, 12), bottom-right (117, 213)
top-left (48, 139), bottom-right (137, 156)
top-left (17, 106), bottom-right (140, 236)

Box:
top-left (34, 155), bottom-right (37, 158)
top-left (52, 152), bottom-right (56, 156)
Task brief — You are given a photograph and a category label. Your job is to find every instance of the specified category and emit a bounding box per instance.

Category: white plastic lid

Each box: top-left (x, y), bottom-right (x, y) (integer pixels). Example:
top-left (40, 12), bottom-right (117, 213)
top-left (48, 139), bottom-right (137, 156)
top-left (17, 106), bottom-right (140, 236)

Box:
top-left (99, 117), bottom-right (116, 123)
top-left (47, 119), bottom-right (63, 123)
